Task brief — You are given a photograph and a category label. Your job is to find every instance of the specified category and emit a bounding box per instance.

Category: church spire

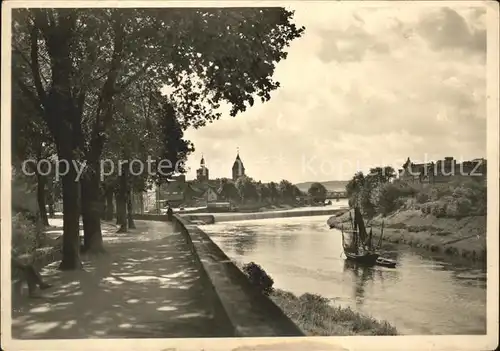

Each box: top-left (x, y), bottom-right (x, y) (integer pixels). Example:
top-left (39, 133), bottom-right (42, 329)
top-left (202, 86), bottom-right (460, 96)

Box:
top-left (200, 153), bottom-right (205, 167)
top-left (232, 147), bottom-right (245, 180)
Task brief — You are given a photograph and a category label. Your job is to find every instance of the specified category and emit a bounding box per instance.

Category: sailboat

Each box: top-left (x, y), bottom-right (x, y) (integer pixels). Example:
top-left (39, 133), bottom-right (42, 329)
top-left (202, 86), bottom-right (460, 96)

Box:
top-left (340, 207), bottom-right (396, 268)
top-left (341, 207), bottom-right (379, 265)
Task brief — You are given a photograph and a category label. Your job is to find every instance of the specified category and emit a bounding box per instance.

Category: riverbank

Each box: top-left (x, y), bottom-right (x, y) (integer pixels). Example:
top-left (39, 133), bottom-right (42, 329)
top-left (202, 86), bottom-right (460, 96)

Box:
top-left (327, 209), bottom-right (486, 263)
top-left (269, 289), bottom-right (398, 336)
top-left (234, 262), bottom-right (397, 336)
top-left (180, 202), bottom-right (343, 214)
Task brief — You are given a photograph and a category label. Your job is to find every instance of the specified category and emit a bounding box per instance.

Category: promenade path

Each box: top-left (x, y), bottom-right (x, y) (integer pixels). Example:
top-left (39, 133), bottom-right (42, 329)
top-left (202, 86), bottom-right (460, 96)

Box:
top-left (11, 219), bottom-right (232, 339)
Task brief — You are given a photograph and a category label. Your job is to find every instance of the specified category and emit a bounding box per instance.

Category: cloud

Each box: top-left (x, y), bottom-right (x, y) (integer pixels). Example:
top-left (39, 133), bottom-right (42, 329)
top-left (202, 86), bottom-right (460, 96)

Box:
top-left (183, 4), bottom-right (487, 183)
top-left (416, 7), bottom-right (486, 56)
top-left (317, 23), bottom-right (390, 63)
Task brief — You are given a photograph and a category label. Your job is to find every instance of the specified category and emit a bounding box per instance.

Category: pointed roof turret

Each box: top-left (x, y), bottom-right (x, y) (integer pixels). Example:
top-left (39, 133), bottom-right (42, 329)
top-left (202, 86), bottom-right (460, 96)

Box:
top-left (232, 147), bottom-right (244, 170)
top-left (200, 154), bottom-right (205, 167)
top-left (403, 157), bottom-right (411, 169)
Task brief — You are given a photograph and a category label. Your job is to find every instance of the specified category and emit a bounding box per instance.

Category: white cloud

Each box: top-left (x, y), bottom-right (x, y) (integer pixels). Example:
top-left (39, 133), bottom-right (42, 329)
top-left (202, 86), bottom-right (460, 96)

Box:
top-left (184, 4), bottom-right (487, 183)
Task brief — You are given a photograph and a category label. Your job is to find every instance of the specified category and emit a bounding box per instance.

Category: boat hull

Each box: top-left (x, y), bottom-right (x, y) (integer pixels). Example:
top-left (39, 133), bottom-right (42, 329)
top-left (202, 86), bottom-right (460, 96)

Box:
top-left (344, 251), bottom-right (379, 265)
top-left (375, 257), bottom-right (396, 268)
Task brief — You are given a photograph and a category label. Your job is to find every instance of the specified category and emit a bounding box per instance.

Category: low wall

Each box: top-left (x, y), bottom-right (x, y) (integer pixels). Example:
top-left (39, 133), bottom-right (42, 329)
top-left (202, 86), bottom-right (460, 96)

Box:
top-left (131, 213), bottom-right (169, 221)
top-left (172, 214), bottom-right (305, 337)
top-left (204, 208), bottom-right (346, 223)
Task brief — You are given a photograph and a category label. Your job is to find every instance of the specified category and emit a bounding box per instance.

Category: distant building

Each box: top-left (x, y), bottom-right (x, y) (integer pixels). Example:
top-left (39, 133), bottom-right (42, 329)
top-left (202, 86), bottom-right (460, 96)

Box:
top-left (398, 156), bottom-right (487, 184)
top-left (146, 151), bottom-right (250, 208)
top-left (196, 155), bottom-right (209, 182)
top-left (232, 149), bottom-right (246, 181)
top-left (203, 186), bottom-right (219, 203)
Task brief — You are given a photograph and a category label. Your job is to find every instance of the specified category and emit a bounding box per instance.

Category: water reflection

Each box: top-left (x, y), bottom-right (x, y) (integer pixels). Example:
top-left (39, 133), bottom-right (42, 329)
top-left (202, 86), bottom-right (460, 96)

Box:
top-left (233, 230), bottom-right (257, 256)
top-left (343, 260), bottom-right (374, 307)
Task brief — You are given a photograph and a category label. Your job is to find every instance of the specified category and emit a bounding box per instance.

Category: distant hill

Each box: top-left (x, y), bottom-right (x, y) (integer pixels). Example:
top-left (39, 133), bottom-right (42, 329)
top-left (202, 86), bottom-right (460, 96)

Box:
top-left (295, 180), bottom-right (349, 193)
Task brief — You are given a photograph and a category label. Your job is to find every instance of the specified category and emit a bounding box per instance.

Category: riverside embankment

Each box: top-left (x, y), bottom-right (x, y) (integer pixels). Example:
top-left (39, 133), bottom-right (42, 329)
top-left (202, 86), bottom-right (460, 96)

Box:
top-left (185, 207), bottom-right (346, 224)
top-left (172, 214), bottom-right (305, 337)
top-left (173, 214), bottom-right (398, 336)
top-left (200, 215), bottom-right (486, 335)
top-left (327, 209), bottom-right (487, 263)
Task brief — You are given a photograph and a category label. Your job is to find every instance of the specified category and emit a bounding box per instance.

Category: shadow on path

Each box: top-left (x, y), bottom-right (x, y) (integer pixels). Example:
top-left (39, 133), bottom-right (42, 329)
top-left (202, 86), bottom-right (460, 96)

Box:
top-left (12, 220), bottom-right (233, 339)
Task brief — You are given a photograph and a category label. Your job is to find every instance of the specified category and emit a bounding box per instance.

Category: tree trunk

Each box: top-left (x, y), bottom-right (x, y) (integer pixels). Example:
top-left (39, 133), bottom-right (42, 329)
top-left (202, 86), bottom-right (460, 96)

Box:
top-left (116, 172), bottom-right (128, 233)
top-left (105, 187), bottom-right (114, 221)
top-left (58, 149), bottom-right (83, 271)
top-left (102, 190), bottom-right (107, 220)
top-left (127, 190), bottom-right (136, 229)
top-left (36, 174), bottom-right (50, 227)
top-left (99, 188), bottom-right (106, 220)
top-left (26, 19), bottom-right (82, 270)
top-left (48, 204), bottom-right (55, 218)
top-left (80, 164), bottom-right (105, 254)
top-left (115, 192), bottom-right (124, 226)
top-left (139, 193), bottom-right (144, 214)
top-left (46, 176), bottom-right (55, 218)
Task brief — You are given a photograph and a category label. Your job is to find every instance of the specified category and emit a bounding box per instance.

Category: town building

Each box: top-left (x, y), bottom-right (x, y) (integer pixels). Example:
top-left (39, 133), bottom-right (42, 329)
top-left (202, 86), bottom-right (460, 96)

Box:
top-left (196, 155), bottom-right (209, 182)
top-left (232, 149), bottom-right (246, 181)
top-left (397, 156), bottom-right (487, 184)
top-left (142, 151), bottom-right (249, 210)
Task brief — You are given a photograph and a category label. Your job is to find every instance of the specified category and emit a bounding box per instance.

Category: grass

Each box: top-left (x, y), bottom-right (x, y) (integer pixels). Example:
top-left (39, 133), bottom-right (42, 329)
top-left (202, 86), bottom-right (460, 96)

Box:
top-left (269, 289), bottom-right (398, 336)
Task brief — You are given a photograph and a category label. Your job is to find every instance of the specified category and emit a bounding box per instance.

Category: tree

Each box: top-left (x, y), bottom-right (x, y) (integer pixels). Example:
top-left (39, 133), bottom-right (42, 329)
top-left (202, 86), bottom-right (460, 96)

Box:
top-left (13, 8), bottom-right (304, 270)
top-left (308, 182), bottom-right (327, 203)
top-left (218, 179), bottom-right (239, 202)
top-left (235, 176), bottom-right (259, 203)
top-left (278, 179), bottom-right (297, 203)
top-left (11, 75), bottom-right (55, 227)
top-left (369, 166), bottom-right (396, 183)
top-left (345, 171), bottom-right (365, 201)
top-left (266, 182), bottom-right (280, 203)
top-left (257, 182), bottom-right (271, 203)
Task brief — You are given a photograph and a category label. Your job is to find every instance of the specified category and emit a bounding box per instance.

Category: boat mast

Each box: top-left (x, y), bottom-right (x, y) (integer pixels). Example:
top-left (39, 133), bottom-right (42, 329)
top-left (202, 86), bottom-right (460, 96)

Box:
top-left (376, 220), bottom-right (385, 249)
top-left (368, 227), bottom-right (373, 250)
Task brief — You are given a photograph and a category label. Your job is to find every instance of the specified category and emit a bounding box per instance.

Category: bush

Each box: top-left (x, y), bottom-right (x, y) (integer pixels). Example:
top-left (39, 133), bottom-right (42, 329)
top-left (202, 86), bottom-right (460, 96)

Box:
top-left (242, 262), bottom-right (275, 296)
top-left (12, 212), bottom-right (43, 256)
top-left (375, 184), bottom-right (402, 216)
top-left (446, 197), bottom-right (473, 218)
top-left (416, 192), bottom-right (430, 204)
top-left (430, 201), bottom-right (447, 218)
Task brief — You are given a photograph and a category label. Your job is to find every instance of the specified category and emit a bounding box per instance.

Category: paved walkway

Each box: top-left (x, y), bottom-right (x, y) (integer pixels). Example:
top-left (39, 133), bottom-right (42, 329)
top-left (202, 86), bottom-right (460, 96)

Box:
top-left (12, 220), bottom-right (232, 339)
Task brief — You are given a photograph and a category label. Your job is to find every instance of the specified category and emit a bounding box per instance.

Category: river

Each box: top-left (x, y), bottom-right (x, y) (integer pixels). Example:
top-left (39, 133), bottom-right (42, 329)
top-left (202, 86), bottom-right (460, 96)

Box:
top-left (199, 214), bottom-right (486, 335)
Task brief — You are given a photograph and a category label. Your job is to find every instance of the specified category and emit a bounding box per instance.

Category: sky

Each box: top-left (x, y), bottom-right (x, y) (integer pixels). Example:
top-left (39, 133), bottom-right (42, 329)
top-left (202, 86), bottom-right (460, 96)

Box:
top-left (182, 3), bottom-right (487, 184)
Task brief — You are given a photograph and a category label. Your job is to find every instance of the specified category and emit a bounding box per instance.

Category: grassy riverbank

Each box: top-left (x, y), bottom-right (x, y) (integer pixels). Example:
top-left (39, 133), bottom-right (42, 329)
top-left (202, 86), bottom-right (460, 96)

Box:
top-left (328, 207), bottom-right (486, 262)
top-left (239, 262), bottom-right (397, 336)
top-left (331, 175), bottom-right (487, 262)
top-left (269, 289), bottom-right (398, 336)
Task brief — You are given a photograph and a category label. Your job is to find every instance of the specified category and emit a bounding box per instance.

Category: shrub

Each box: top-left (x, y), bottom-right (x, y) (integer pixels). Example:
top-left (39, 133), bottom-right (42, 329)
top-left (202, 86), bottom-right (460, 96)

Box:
top-left (242, 261), bottom-right (275, 296)
top-left (12, 212), bottom-right (42, 257)
top-left (375, 184), bottom-right (401, 216)
top-left (446, 197), bottom-right (473, 218)
top-left (416, 192), bottom-right (430, 204)
top-left (397, 183), bottom-right (418, 197)
top-left (423, 200), bottom-right (447, 218)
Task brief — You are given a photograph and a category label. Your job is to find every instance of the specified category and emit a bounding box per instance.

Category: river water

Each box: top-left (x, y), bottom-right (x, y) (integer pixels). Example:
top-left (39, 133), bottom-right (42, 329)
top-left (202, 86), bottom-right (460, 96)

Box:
top-left (199, 214), bottom-right (486, 335)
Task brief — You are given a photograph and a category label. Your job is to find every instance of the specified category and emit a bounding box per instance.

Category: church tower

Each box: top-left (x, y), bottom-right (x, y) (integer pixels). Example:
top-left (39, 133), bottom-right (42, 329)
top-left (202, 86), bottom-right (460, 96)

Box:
top-left (232, 148), bottom-right (245, 181)
top-left (196, 155), bottom-right (209, 182)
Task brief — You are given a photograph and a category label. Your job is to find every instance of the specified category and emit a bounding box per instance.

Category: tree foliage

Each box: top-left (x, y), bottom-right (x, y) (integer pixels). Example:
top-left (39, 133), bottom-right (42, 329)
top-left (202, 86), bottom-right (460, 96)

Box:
top-left (218, 179), bottom-right (240, 201)
top-left (12, 7), bottom-right (305, 269)
top-left (307, 182), bottom-right (327, 203)
top-left (235, 176), bottom-right (259, 202)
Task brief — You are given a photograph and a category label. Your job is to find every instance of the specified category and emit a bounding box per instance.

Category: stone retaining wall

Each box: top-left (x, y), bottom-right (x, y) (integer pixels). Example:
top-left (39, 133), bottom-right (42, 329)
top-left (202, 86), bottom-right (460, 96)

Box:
top-left (196, 208), bottom-right (345, 223)
top-left (172, 214), bottom-right (305, 337)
